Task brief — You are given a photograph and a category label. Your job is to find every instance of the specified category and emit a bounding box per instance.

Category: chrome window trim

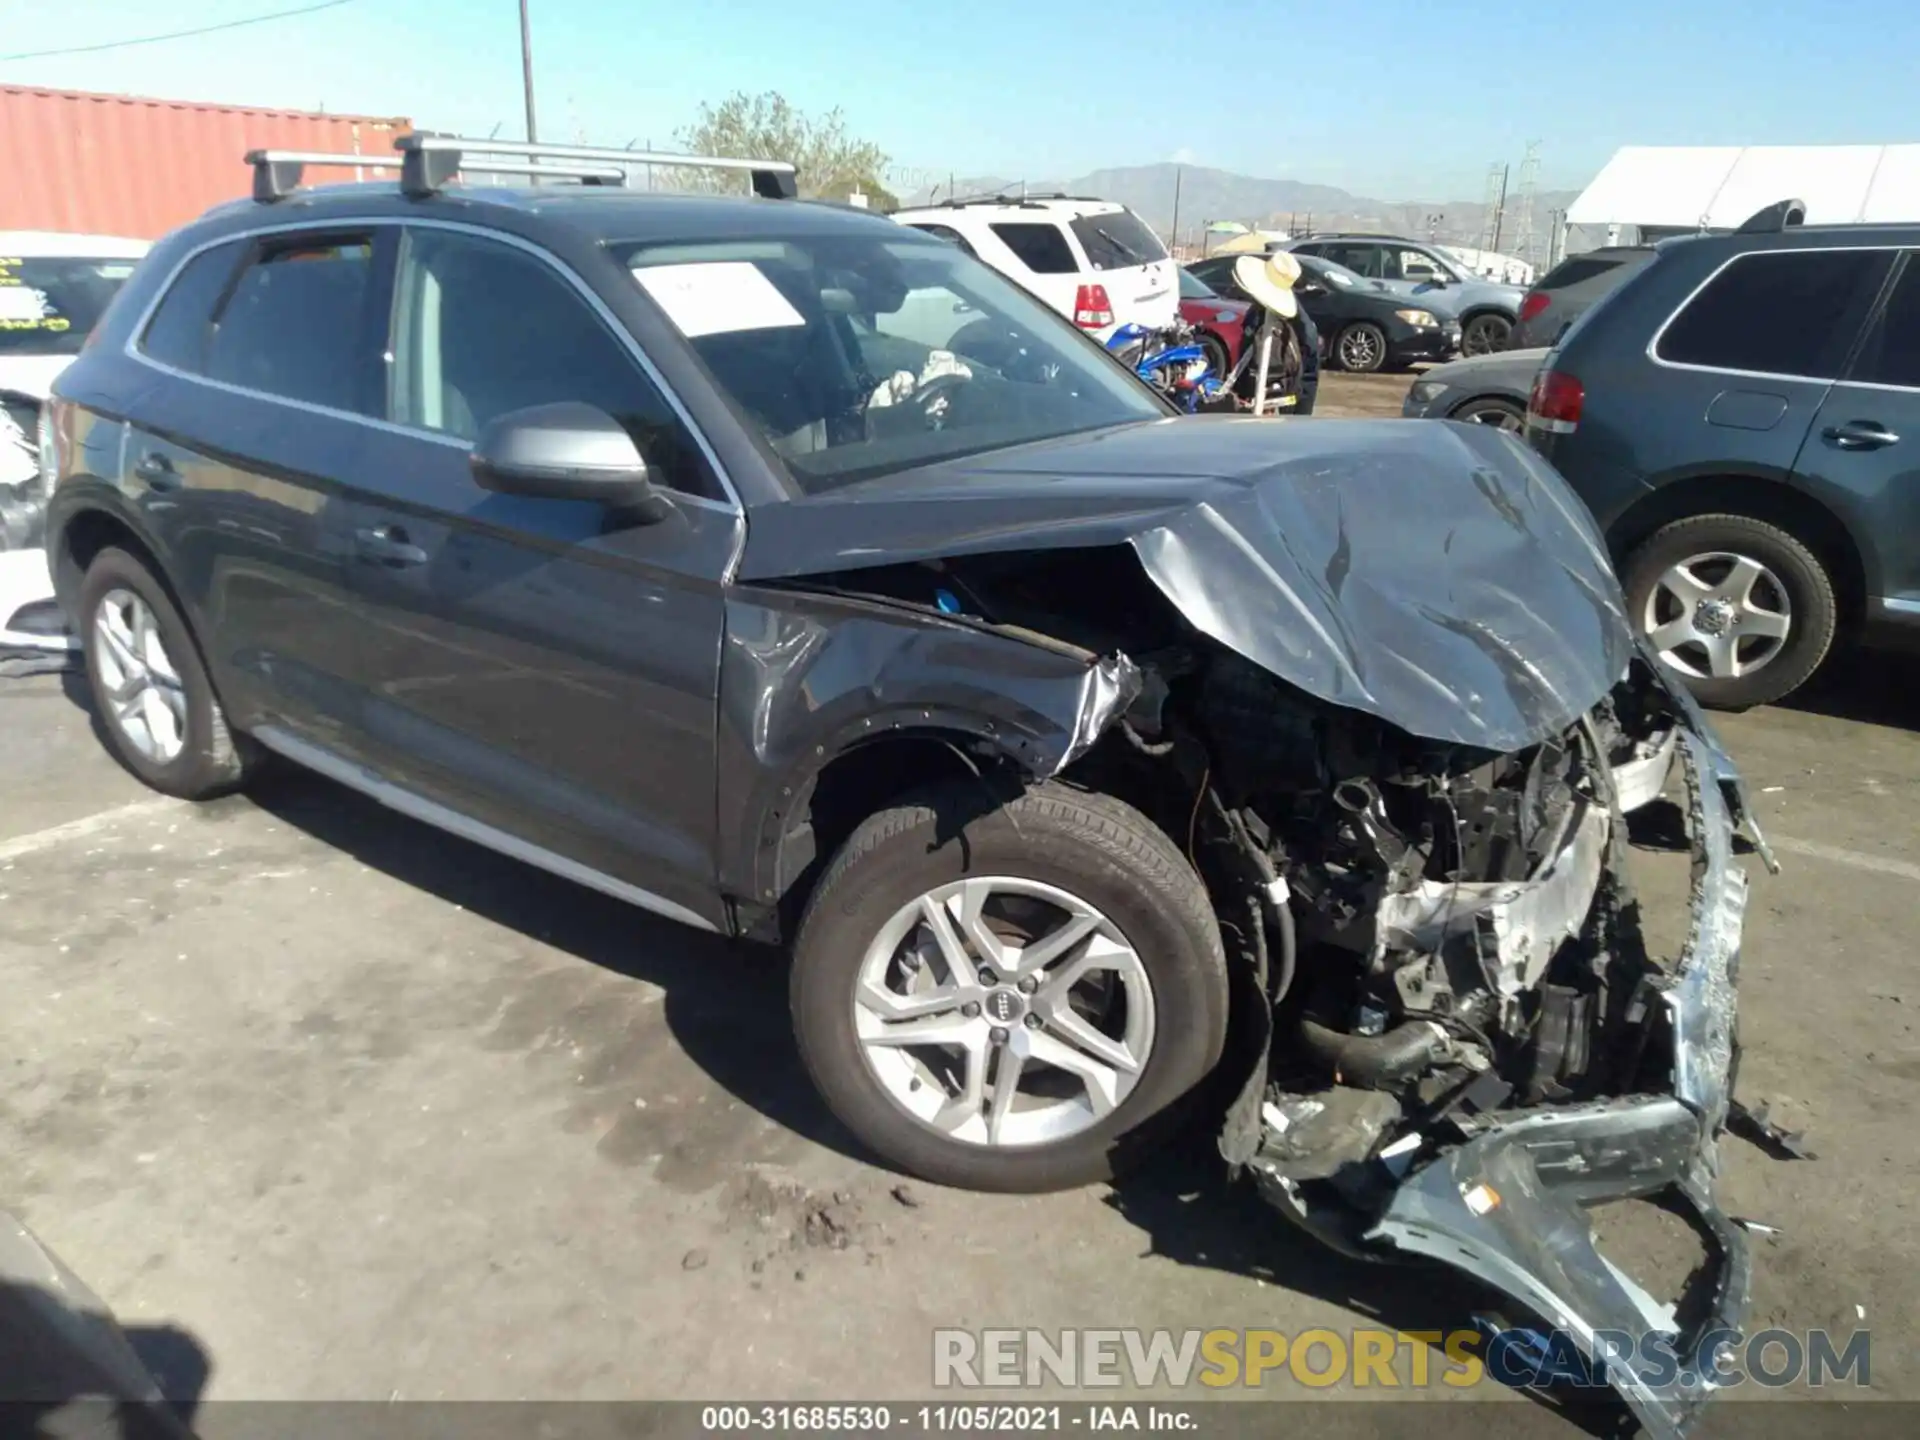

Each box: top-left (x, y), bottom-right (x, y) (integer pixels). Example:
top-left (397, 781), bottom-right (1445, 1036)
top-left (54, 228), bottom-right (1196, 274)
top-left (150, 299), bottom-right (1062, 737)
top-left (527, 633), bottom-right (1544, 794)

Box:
top-left (1644, 243), bottom-right (1902, 387)
top-left (121, 214), bottom-right (744, 516)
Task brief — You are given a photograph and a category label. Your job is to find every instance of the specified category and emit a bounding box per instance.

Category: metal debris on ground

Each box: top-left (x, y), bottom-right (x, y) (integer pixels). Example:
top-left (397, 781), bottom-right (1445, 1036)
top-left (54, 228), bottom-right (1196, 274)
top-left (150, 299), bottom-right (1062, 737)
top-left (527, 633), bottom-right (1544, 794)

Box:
top-left (1729, 1098), bottom-right (1818, 1160)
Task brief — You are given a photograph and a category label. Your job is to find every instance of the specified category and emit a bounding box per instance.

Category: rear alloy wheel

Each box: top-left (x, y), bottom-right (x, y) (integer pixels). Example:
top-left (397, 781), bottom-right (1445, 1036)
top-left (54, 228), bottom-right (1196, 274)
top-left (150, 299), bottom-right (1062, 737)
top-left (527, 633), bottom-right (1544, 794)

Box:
top-left (1621, 513), bottom-right (1839, 709)
top-left (1451, 397), bottom-right (1525, 432)
top-left (1335, 322), bottom-right (1387, 373)
top-left (791, 782), bottom-right (1228, 1192)
top-left (1461, 313), bottom-right (1512, 356)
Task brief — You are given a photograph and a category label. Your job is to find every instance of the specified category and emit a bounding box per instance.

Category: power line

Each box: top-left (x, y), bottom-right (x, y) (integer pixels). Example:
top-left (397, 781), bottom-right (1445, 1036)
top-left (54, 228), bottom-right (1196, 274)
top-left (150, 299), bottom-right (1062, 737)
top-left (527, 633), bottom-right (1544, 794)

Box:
top-left (1, 1), bottom-right (357, 64)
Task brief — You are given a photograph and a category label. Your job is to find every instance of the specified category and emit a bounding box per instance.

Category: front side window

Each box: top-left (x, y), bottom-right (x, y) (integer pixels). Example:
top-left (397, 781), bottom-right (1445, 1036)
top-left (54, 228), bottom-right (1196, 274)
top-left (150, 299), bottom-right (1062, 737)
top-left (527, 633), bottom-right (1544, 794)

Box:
top-left (205, 236), bottom-right (381, 415)
top-left (389, 228), bottom-right (716, 497)
top-left (0, 254), bottom-right (141, 357)
top-left (1656, 249), bottom-right (1888, 379)
top-left (989, 222), bottom-right (1078, 275)
top-left (1069, 211), bottom-right (1167, 271)
top-left (1847, 255), bottom-right (1920, 389)
top-left (1398, 249), bottom-right (1443, 282)
top-left (620, 231), bottom-right (1165, 493)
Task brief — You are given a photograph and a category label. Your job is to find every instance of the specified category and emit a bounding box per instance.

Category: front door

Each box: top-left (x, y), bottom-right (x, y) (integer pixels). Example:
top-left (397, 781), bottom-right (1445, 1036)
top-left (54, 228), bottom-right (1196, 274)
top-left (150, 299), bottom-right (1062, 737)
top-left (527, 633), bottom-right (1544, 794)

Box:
top-left (339, 225), bottom-right (738, 928)
top-left (1794, 249), bottom-right (1920, 610)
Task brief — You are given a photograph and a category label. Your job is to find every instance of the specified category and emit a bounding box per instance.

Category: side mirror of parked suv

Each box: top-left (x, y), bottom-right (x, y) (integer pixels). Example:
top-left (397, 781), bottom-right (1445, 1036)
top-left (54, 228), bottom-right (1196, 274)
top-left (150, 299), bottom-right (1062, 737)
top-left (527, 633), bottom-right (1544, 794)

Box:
top-left (471, 402), bottom-right (671, 520)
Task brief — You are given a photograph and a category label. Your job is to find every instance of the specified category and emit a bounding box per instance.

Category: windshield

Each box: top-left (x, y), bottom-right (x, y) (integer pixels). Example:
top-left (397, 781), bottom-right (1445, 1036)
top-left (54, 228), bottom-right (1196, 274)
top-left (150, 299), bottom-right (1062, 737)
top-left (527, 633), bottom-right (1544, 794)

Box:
top-left (0, 255), bottom-right (139, 357)
top-left (1306, 257), bottom-right (1369, 290)
top-left (620, 232), bottom-right (1165, 493)
top-left (1177, 269), bottom-right (1216, 300)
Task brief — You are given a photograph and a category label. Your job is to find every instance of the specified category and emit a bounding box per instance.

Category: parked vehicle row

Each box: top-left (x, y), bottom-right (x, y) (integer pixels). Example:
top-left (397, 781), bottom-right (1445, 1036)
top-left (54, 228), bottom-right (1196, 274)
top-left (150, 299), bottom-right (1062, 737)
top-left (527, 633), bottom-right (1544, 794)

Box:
top-left (1188, 250), bottom-right (1458, 373)
top-left (1281, 232), bottom-right (1525, 356)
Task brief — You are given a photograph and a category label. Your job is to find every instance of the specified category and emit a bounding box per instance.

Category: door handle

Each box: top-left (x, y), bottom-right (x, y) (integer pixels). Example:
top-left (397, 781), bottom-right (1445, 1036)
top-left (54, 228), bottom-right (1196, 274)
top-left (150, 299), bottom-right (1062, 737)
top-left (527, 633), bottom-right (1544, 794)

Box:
top-left (133, 452), bottom-right (181, 492)
top-left (1823, 419), bottom-right (1900, 450)
top-left (354, 525), bottom-right (428, 567)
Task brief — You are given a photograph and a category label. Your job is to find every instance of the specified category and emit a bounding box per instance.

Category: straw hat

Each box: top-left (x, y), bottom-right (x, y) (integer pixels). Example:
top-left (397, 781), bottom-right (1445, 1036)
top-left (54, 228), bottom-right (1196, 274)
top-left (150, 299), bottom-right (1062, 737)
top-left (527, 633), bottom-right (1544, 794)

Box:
top-left (1232, 251), bottom-right (1301, 319)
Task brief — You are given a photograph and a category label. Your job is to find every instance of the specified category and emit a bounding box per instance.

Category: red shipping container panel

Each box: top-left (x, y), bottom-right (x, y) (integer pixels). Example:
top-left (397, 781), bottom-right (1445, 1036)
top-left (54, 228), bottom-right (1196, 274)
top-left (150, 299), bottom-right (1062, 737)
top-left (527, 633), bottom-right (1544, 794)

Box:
top-left (1, 85), bottom-right (412, 239)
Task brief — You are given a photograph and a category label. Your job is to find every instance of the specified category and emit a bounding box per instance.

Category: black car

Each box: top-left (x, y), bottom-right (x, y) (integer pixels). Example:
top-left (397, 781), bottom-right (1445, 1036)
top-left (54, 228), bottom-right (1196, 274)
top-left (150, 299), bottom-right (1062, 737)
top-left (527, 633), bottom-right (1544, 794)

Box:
top-left (45, 135), bottom-right (1765, 1430)
top-left (1527, 202), bottom-right (1920, 708)
top-left (1187, 252), bottom-right (1459, 372)
top-left (1509, 245), bottom-right (1655, 349)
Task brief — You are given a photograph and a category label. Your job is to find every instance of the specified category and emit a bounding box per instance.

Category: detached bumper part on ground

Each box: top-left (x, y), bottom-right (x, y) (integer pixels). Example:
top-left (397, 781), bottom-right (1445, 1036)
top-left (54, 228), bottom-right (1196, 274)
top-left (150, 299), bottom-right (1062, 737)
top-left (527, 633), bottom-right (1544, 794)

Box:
top-left (1230, 680), bottom-right (1762, 1440)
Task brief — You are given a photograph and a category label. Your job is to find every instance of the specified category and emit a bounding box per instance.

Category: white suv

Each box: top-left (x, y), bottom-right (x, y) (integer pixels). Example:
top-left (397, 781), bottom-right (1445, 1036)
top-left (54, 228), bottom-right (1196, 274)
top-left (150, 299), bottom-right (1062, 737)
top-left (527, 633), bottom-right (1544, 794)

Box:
top-left (892, 197), bottom-right (1176, 342)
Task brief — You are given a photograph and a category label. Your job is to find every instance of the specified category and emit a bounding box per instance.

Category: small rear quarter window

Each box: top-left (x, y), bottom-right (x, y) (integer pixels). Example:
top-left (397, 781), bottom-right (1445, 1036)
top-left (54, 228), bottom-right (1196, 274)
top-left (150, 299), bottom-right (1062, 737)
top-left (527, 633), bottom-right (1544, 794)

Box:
top-left (140, 241), bottom-right (244, 372)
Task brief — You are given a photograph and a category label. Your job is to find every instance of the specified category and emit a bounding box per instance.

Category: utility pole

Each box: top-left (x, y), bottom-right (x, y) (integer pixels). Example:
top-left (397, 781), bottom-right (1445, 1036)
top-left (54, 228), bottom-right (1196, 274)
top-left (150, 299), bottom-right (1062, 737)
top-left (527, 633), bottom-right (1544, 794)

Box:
top-left (519, 0), bottom-right (539, 144)
top-left (1489, 163), bottom-right (1511, 252)
top-left (1170, 166), bottom-right (1184, 254)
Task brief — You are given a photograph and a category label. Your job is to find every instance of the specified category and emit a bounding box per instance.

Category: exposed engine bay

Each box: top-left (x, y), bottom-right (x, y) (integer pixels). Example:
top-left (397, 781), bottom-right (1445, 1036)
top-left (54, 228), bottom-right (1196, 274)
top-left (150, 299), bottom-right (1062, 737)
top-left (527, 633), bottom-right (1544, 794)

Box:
top-left (784, 541), bottom-right (1769, 1440)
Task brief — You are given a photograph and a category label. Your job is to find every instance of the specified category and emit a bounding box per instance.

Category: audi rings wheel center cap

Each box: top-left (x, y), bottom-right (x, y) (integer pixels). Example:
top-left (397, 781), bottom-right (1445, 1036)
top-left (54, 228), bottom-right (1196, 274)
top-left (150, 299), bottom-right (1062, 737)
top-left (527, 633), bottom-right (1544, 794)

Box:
top-left (985, 988), bottom-right (1027, 1025)
top-left (1693, 596), bottom-right (1737, 637)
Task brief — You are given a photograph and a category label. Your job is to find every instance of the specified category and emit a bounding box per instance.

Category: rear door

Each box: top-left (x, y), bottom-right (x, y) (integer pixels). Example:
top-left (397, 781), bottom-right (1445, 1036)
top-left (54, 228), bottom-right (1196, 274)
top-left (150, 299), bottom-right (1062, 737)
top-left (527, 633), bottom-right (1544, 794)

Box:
top-left (1792, 249), bottom-right (1920, 608)
top-left (1068, 209), bottom-right (1175, 329)
top-left (985, 220), bottom-right (1081, 320)
top-left (121, 228), bottom-right (390, 743)
top-left (335, 223), bottom-right (736, 928)
top-left (1651, 246), bottom-right (1893, 490)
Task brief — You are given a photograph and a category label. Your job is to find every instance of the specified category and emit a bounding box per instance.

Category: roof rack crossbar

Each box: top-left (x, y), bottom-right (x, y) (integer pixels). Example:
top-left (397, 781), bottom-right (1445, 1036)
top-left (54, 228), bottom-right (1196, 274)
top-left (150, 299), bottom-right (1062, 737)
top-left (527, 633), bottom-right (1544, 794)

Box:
top-left (393, 133), bottom-right (798, 199)
top-left (245, 148), bottom-right (396, 203)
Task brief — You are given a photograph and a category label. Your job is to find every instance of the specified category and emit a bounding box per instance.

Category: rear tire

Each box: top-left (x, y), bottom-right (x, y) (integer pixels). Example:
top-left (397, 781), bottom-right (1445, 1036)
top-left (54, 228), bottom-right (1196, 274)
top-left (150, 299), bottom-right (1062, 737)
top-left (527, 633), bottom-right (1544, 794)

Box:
top-left (79, 546), bottom-right (258, 799)
top-left (1449, 396), bottom-right (1525, 431)
top-left (1620, 513), bottom-right (1838, 709)
top-left (790, 781), bottom-right (1228, 1192)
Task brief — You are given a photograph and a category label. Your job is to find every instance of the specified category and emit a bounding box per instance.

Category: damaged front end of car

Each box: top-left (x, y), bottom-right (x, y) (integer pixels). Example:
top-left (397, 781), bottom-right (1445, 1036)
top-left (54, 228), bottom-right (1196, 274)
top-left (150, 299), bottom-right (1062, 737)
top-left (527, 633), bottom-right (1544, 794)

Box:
top-left (737, 418), bottom-right (1770, 1435)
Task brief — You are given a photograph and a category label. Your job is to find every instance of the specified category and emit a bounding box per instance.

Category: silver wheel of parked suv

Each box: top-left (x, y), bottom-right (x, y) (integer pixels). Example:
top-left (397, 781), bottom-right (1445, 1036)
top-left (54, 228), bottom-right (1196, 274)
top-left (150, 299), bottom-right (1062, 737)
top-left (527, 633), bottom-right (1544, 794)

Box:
top-left (1621, 513), bottom-right (1838, 709)
top-left (791, 781), bottom-right (1228, 1192)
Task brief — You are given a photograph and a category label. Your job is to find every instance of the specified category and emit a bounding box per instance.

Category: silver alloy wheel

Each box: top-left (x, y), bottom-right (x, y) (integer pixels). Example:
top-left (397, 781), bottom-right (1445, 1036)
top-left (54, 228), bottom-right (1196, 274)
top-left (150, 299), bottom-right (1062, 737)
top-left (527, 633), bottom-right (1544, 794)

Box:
top-left (853, 876), bottom-right (1156, 1147)
top-left (1338, 327), bottom-right (1383, 371)
top-left (1642, 550), bottom-right (1793, 680)
top-left (93, 588), bottom-right (188, 763)
top-left (1457, 402), bottom-right (1523, 432)
top-left (1461, 316), bottom-right (1507, 357)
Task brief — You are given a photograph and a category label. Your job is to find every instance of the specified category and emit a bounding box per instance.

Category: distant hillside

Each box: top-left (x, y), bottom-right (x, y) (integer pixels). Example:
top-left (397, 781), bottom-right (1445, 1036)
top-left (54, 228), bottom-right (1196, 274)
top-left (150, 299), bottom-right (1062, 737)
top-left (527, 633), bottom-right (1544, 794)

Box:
top-left (905, 163), bottom-right (1583, 259)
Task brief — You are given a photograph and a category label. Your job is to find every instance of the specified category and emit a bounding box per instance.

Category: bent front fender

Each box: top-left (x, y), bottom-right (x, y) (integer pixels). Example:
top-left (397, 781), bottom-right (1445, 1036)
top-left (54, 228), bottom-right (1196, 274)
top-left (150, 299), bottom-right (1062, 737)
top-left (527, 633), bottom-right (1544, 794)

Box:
top-left (712, 586), bottom-right (1139, 912)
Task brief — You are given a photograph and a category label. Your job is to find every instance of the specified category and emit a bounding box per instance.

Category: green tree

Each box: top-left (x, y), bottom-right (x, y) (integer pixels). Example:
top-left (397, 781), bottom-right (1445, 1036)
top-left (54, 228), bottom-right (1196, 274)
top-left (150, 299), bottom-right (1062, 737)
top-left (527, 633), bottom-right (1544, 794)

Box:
top-left (675, 91), bottom-right (890, 201)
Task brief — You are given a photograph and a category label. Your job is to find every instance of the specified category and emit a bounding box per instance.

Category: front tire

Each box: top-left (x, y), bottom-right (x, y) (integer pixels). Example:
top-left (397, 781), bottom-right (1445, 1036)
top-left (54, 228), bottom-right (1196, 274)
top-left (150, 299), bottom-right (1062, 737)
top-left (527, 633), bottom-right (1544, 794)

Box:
top-left (1620, 513), bottom-right (1838, 709)
top-left (1461, 312), bottom-right (1512, 356)
top-left (1334, 322), bottom-right (1387, 373)
top-left (79, 545), bottom-right (257, 799)
top-left (791, 782), bottom-right (1228, 1192)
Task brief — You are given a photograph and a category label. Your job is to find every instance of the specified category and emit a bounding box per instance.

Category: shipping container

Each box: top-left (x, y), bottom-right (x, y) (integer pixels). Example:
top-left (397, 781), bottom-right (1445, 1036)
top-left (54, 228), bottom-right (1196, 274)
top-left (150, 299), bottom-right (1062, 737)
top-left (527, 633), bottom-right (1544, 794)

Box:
top-left (1, 85), bottom-right (411, 239)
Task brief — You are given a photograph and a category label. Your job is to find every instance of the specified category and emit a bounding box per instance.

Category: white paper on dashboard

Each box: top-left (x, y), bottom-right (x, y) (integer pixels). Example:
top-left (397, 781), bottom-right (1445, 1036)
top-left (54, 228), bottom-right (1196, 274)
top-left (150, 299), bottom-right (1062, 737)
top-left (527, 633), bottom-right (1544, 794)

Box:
top-left (630, 261), bottom-right (805, 338)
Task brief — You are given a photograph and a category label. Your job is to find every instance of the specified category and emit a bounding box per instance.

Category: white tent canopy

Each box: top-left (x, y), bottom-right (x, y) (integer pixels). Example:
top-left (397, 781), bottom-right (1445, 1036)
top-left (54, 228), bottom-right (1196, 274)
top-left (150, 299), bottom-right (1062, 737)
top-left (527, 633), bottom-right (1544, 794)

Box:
top-left (1568, 144), bottom-right (1920, 230)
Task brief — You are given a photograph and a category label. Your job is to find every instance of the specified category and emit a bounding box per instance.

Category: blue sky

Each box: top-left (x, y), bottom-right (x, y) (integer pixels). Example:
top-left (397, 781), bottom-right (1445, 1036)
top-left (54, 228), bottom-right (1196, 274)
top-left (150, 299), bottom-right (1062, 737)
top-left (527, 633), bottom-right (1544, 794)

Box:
top-left (5, 0), bottom-right (1917, 200)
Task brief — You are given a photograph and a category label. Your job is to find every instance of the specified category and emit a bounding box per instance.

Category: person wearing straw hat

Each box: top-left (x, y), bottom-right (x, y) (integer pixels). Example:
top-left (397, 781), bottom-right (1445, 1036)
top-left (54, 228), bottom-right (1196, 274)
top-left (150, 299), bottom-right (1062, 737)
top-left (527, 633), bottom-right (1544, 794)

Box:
top-left (1228, 252), bottom-right (1309, 414)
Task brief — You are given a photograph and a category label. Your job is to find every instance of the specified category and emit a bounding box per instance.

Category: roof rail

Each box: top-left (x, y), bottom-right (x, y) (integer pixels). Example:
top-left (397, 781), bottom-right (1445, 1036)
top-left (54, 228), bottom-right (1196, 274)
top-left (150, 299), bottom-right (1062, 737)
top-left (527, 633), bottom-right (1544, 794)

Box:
top-left (1735, 198), bottom-right (1808, 234)
top-left (245, 149), bottom-right (398, 203)
top-left (244, 147), bottom-right (624, 202)
top-left (393, 133), bottom-right (798, 199)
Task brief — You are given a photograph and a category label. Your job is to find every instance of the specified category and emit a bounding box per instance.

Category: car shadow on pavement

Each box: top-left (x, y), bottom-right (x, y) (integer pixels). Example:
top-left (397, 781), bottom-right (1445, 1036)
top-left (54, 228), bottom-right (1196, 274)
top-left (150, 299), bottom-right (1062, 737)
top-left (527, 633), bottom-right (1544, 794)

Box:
top-left (237, 763), bottom-right (871, 1169)
top-left (1777, 646), bottom-right (1920, 729)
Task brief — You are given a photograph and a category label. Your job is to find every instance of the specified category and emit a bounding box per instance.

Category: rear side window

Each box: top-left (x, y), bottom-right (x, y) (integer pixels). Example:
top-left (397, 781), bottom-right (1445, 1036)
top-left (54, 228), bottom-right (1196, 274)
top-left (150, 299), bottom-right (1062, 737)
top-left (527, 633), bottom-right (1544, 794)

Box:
top-left (1069, 211), bottom-right (1167, 271)
top-left (907, 223), bottom-right (979, 259)
top-left (206, 237), bottom-right (382, 415)
top-left (990, 222), bottom-right (1078, 275)
top-left (140, 242), bottom-right (243, 371)
top-left (1538, 254), bottom-right (1627, 290)
top-left (0, 254), bottom-right (140, 357)
top-left (1847, 256), bottom-right (1920, 389)
top-left (1656, 249), bottom-right (1886, 379)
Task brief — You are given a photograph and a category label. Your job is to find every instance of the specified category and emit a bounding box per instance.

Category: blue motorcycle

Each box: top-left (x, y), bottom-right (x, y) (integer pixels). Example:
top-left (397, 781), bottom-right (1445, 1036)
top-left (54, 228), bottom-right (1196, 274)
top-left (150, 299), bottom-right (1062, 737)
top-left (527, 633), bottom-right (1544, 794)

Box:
top-left (1104, 322), bottom-right (1225, 412)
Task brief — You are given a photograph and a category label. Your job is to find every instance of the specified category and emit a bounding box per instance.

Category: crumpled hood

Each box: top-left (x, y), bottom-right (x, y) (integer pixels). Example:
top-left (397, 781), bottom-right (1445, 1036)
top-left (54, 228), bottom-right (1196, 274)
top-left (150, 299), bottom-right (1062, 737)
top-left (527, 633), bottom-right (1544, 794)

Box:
top-left (738, 417), bottom-right (1634, 752)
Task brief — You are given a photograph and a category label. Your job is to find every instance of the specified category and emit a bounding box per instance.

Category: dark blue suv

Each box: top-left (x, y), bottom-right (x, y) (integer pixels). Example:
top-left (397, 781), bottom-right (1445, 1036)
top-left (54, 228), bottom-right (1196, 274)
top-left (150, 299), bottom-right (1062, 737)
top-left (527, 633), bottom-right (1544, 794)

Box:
top-left (1527, 206), bottom-right (1920, 707)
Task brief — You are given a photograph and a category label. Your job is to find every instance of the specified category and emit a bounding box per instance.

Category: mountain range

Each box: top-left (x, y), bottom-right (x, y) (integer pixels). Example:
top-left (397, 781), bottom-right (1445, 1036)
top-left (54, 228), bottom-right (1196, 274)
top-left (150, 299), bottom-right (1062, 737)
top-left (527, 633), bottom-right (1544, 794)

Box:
top-left (902, 162), bottom-right (1585, 259)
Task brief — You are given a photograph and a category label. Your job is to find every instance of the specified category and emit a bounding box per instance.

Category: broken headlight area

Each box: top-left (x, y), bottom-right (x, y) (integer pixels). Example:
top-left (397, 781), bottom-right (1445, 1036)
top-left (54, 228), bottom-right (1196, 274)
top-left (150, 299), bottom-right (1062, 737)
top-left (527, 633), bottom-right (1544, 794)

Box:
top-left (1097, 650), bottom-right (1758, 1440)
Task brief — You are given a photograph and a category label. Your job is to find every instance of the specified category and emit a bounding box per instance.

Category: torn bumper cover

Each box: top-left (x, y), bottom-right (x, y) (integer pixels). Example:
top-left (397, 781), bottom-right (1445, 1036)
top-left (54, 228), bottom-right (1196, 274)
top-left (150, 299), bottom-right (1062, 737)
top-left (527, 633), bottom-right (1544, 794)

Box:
top-left (1259, 720), bottom-right (1760, 1440)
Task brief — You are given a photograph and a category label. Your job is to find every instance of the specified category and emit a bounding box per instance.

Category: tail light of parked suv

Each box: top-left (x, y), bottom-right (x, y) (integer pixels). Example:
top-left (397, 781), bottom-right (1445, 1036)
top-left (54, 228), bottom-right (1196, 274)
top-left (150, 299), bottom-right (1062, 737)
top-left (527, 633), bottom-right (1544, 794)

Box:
top-left (1517, 292), bottom-right (1551, 325)
top-left (1527, 367), bottom-right (1584, 434)
top-left (1073, 283), bottom-right (1115, 330)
